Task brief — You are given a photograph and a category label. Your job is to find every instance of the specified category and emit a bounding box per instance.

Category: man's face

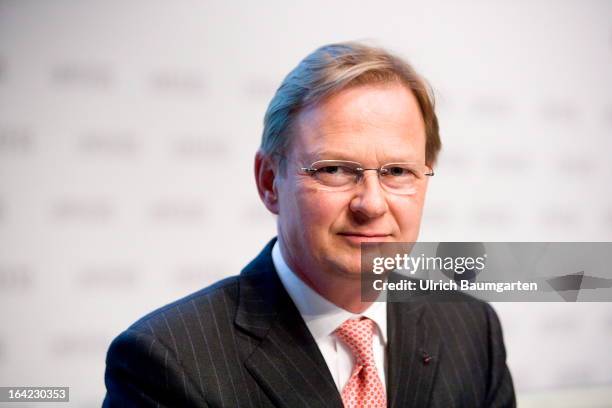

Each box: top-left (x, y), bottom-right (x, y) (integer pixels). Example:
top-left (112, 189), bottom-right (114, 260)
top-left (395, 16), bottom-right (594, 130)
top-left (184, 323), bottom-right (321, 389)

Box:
top-left (275, 82), bottom-right (430, 281)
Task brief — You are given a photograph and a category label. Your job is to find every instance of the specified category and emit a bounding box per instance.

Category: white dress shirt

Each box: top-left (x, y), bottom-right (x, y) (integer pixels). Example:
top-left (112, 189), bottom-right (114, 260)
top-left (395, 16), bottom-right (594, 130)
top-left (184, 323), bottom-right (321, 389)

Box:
top-left (272, 241), bottom-right (387, 393)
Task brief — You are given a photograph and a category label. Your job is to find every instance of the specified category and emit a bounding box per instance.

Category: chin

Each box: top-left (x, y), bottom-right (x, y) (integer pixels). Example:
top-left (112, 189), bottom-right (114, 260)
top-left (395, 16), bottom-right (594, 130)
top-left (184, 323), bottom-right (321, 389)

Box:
top-left (324, 252), bottom-right (362, 279)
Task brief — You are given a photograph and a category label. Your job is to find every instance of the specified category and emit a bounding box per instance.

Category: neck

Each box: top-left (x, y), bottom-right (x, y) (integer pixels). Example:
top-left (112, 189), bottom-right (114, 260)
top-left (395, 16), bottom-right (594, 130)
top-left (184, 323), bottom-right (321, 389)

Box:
top-left (301, 271), bottom-right (373, 314)
top-left (278, 240), bottom-right (375, 314)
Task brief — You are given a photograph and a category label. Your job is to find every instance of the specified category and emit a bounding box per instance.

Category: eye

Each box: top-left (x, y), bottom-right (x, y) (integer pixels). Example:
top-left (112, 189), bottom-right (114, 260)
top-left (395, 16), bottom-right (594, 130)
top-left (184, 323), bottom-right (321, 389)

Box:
top-left (316, 165), bottom-right (354, 175)
top-left (310, 164), bottom-right (356, 187)
top-left (387, 166), bottom-right (411, 176)
top-left (319, 166), bottom-right (340, 174)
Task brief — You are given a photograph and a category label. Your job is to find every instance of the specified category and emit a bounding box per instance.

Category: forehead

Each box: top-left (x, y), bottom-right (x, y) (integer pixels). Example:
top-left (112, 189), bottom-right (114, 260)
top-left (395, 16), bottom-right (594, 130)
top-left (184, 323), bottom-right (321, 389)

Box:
top-left (292, 83), bottom-right (426, 164)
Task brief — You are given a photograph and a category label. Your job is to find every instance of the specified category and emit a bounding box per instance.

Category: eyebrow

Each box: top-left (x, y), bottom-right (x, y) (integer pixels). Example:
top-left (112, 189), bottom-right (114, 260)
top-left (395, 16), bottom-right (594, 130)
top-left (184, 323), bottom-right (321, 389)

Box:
top-left (305, 150), bottom-right (357, 161)
top-left (303, 149), bottom-right (420, 163)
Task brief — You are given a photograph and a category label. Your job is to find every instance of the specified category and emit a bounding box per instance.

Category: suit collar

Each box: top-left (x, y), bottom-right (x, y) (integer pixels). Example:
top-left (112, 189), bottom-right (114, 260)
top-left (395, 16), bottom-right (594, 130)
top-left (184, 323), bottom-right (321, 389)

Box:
top-left (271, 239), bottom-right (388, 344)
top-left (234, 238), bottom-right (283, 339)
top-left (235, 238), bottom-right (443, 408)
top-left (235, 238), bottom-right (344, 408)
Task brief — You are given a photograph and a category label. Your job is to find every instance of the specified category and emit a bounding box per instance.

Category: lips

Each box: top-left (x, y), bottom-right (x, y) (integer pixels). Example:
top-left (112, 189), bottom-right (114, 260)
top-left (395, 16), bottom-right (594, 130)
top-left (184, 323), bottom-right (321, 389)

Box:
top-left (338, 232), bottom-right (392, 244)
top-left (339, 232), bottom-right (390, 238)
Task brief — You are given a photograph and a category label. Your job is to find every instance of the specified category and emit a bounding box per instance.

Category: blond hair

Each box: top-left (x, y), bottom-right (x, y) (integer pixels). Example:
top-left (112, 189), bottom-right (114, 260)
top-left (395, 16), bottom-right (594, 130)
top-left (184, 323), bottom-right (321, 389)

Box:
top-left (260, 42), bottom-right (441, 167)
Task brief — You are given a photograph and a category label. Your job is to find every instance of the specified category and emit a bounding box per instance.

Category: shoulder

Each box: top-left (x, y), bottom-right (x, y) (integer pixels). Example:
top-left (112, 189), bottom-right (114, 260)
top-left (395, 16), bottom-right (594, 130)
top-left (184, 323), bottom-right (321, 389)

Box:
top-left (400, 288), bottom-right (504, 343)
top-left (123, 238), bottom-right (278, 340)
top-left (109, 237), bottom-right (278, 354)
top-left (126, 275), bottom-right (241, 341)
top-left (104, 275), bottom-right (245, 399)
top-left (103, 276), bottom-right (243, 407)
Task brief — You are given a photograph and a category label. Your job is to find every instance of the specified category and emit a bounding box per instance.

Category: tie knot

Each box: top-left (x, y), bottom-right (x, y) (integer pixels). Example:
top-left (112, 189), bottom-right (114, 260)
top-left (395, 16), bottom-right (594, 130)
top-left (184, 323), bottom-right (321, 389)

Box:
top-left (335, 317), bottom-right (376, 366)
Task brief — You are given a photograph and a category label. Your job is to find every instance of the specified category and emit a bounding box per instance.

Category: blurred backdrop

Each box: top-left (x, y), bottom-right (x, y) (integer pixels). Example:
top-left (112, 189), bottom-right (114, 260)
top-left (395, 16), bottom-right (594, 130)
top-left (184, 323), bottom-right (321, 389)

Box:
top-left (0, 0), bottom-right (611, 406)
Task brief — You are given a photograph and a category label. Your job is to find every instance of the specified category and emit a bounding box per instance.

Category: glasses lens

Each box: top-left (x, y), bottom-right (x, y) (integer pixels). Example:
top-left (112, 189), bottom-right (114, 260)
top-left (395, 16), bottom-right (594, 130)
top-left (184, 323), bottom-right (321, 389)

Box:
top-left (380, 163), bottom-right (422, 194)
top-left (311, 161), bottom-right (358, 188)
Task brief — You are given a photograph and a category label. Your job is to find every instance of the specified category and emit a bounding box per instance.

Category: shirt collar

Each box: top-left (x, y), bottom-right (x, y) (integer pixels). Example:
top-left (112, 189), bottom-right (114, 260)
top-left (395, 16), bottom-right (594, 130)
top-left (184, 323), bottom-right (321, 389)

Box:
top-left (272, 240), bottom-right (387, 344)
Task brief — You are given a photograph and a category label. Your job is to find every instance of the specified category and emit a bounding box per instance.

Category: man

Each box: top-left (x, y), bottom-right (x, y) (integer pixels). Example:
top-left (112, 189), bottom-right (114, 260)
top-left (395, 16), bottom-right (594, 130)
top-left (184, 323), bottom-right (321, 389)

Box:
top-left (103, 42), bottom-right (516, 407)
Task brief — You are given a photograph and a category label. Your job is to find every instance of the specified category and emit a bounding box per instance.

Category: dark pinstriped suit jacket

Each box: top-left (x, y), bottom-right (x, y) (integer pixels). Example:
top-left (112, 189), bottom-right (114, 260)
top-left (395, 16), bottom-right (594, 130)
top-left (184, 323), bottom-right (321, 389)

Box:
top-left (103, 238), bottom-right (516, 407)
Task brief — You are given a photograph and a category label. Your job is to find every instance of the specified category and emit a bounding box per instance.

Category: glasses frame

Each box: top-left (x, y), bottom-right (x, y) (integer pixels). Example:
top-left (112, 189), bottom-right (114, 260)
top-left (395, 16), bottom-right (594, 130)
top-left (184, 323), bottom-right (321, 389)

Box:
top-left (299, 159), bottom-right (434, 193)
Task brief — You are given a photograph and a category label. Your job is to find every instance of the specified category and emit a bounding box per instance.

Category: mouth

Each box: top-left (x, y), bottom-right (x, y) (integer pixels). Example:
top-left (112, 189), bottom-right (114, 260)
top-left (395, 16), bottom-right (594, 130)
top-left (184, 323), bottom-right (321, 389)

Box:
top-left (338, 232), bottom-right (392, 244)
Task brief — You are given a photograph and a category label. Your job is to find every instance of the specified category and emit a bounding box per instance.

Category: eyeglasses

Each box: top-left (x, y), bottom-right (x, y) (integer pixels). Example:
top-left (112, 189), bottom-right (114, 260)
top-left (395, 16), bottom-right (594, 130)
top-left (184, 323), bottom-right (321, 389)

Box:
top-left (300, 160), bottom-right (434, 195)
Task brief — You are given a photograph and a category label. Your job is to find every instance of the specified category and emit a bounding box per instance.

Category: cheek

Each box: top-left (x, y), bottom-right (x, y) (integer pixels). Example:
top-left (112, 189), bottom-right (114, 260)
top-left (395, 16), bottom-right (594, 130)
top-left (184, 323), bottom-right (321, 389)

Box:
top-left (296, 190), bottom-right (348, 232)
top-left (390, 194), bottom-right (426, 230)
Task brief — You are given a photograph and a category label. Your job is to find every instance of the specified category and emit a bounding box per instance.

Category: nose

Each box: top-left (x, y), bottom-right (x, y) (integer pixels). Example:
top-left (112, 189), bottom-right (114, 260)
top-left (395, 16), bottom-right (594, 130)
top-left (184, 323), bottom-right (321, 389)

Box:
top-left (349, 171), bottom-right (388, 219)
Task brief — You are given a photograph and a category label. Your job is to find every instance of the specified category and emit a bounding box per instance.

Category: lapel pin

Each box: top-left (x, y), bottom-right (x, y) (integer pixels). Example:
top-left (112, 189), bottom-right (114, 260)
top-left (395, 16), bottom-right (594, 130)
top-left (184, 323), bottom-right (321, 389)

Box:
top-left (422, 350), bottom-right (433, 365)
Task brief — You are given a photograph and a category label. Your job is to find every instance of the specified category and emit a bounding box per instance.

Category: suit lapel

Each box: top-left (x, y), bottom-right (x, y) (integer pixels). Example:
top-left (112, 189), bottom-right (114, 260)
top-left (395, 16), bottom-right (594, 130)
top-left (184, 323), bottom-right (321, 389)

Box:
top-left (235, 239), bottom-right (343, 408)
top-left (387, 299), bottom-right (442, 408)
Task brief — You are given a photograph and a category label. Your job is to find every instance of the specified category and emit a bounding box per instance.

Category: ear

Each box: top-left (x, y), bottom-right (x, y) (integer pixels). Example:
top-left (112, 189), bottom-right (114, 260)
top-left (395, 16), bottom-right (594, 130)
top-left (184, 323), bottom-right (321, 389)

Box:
top-left (254, 150), bottom-right (280, 215)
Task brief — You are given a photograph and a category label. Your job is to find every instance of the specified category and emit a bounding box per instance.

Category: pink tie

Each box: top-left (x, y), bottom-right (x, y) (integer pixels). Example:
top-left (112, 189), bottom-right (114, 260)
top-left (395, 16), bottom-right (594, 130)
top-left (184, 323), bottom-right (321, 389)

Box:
top-left (335, 317), bottom-right (387, 408)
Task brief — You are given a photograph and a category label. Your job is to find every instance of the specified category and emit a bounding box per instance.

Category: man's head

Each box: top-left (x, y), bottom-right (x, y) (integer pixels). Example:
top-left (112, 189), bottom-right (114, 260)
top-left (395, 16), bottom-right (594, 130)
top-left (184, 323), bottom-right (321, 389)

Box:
top-left (255, 42), bottom-right (441, 291)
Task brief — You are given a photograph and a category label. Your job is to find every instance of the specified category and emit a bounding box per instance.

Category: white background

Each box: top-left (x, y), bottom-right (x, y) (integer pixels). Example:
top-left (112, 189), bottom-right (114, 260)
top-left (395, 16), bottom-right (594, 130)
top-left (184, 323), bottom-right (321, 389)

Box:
top-left (0, 1), bottom-right (611, 406)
